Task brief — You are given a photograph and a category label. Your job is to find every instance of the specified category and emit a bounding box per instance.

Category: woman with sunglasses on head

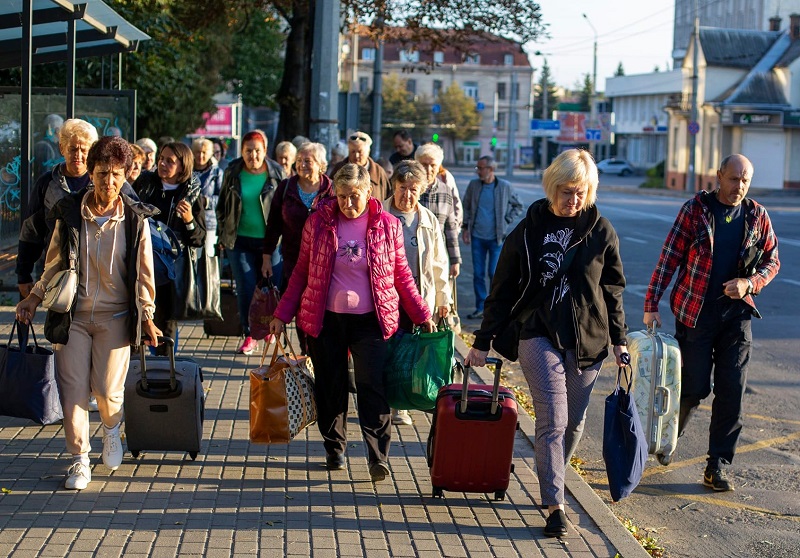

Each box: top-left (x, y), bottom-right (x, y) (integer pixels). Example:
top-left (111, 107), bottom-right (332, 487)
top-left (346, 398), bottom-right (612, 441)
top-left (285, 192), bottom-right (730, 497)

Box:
top-left (133, 142), bottom-right (206, 355)
top-left (329, 131), bottom-right (392, 202)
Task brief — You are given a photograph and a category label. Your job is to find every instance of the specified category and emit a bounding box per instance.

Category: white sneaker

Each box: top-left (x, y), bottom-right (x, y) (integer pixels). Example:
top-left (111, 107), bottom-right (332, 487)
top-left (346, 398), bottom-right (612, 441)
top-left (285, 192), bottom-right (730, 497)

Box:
top-left (391, 409), bottom-right (413, 426)
top-left (102, 423), bottom-right (123, 471)
top-left (88, 396), bottom-right (99, 412)
top-left (64, 461), bottom-right (91, 490)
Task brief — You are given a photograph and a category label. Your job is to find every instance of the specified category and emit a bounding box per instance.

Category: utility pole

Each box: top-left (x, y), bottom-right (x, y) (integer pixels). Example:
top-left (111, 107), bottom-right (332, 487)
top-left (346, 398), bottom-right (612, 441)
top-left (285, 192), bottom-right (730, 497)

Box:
top-left (582, 13), bottom-right (598, 159)
top-left (687, 15), bottom-right (700, 191)
top-left (541, 74), bottom-right (549, 172)
top-left (370, 16), bottom-right (385, 158)
top-left (309, 0), bottom-right (341, 150)
top-left (505, 72), bottom-right (517, 177)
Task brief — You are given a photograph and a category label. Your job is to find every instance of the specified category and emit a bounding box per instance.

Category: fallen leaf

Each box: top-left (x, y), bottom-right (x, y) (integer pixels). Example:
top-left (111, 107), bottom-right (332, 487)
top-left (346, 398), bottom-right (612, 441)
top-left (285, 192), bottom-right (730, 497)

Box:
top-left (1, 488), bottom-right (10, 494)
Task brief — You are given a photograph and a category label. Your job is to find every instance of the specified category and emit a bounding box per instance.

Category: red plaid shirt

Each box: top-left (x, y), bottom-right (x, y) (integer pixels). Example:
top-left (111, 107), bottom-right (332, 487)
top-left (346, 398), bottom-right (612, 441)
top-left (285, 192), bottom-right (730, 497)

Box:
top-left (645, 192), bottom-right (780, 328)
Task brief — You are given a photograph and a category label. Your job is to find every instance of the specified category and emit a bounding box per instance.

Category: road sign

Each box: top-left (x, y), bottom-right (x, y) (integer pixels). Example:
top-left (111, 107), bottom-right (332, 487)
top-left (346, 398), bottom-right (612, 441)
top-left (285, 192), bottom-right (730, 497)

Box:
top-left (688, 121), bottom-right (700, 135)
top-left (476, 102), bottom-right (485, 111)
top-left (585, 129), bottom-right (602, 141)
top-left (530, 119), bottom-right (560, 137)
top-left (432, 104), bottom-right (441, 114)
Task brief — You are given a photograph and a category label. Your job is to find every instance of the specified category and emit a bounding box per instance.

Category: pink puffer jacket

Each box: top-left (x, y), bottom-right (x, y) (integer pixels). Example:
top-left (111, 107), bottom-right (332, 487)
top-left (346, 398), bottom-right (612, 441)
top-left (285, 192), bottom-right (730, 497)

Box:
top-left (275, 197), bottom-right (431, 339)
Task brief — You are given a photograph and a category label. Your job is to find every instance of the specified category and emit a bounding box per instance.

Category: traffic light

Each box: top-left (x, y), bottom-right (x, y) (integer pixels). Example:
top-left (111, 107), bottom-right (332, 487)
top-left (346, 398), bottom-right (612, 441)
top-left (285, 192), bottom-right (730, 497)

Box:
top-left (432, 133), bottom-right (439, 143)
top-left (490, 136), bottom-right (498, 151)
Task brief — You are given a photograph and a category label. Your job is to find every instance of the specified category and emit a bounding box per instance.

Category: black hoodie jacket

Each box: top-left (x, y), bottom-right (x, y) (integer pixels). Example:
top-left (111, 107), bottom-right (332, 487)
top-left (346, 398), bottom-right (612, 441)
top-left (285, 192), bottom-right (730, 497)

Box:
top-left (473, 198), bottom-right (627, 368)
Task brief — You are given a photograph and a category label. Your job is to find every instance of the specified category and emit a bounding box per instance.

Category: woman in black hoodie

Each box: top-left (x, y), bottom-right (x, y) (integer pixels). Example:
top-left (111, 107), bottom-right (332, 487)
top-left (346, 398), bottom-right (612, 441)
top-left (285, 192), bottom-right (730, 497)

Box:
top-left (464, 149), bottom-right (629, 538)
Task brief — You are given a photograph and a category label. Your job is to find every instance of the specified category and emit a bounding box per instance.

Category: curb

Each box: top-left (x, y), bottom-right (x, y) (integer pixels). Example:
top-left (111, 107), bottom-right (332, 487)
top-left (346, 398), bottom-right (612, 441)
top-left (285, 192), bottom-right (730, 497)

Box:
top-left (453, 333), bottom-right (652, 558)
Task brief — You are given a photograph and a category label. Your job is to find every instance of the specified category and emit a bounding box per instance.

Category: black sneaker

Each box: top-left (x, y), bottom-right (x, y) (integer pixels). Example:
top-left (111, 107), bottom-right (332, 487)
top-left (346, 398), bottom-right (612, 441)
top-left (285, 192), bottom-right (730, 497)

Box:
top-left (369, 461), bottom-right (390, 483)
top-left (543, 509), bottom-right (568, 537)
top-left (703, 468), bottom-right (734, 492)
top-left (325, 453), bottom-right (346, 471)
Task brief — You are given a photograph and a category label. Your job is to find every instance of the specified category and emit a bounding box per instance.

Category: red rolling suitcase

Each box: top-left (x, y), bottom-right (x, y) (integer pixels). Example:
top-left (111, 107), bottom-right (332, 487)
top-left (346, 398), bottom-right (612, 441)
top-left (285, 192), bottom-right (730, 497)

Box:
top-left (427, 357), bottom-right (518, 500)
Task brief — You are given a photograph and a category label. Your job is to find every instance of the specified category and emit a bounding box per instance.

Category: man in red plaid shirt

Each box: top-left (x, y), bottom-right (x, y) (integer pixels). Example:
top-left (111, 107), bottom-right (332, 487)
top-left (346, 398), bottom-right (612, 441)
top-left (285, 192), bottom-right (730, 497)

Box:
top-left (644, 154), bottom-right (780, 492)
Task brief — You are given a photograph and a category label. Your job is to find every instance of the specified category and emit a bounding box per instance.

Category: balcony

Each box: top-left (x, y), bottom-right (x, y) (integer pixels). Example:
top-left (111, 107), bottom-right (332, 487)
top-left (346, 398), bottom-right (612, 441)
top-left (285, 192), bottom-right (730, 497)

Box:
top-left (665, 93), bottom-right (691, 112)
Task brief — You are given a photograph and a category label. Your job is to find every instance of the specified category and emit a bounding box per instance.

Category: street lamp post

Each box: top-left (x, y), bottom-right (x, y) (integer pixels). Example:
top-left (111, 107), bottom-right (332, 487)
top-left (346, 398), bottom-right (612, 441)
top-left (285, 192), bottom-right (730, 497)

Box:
top-left (582, 13), bottom-right (598, 159)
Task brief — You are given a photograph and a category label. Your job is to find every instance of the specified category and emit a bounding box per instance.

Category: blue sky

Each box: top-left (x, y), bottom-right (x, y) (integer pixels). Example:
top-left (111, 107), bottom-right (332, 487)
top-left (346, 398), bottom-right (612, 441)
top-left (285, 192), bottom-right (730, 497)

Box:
top-left (527, 0), bottom-right (675, 90)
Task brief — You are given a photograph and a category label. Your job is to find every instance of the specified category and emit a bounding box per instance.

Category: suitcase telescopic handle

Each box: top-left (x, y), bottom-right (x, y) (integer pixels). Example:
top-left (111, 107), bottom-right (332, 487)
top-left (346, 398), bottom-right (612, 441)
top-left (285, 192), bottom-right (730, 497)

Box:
top-left (460, 356), bottom-right (503, 415)
top-left (138, 336), bottom-right (176, 391)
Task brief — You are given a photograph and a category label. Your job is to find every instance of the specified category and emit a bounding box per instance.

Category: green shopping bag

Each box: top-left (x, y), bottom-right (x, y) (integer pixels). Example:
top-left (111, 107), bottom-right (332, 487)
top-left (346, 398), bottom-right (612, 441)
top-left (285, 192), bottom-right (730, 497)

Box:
top-left (384, 321), bottom-right (455, 411)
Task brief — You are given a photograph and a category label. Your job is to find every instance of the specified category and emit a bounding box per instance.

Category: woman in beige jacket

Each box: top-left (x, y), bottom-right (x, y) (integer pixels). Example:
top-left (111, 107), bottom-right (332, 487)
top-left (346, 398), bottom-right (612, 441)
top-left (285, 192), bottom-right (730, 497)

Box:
top-left (383, 160), bottom-right (452, 425)
top-left (16, 136), bottom-right (161, 491)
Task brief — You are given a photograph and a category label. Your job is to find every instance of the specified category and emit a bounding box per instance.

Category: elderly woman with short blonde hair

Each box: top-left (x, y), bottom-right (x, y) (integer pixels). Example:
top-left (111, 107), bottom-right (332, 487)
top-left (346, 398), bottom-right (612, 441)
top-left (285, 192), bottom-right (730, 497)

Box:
top-left (275, 140), bottom-right (297, 178)
top-left (464, 149), bottom-right (628, 538)
top-left (414, 143), bottom-right (462, 278)
top-left (269, 162), bottom-right (435, 482)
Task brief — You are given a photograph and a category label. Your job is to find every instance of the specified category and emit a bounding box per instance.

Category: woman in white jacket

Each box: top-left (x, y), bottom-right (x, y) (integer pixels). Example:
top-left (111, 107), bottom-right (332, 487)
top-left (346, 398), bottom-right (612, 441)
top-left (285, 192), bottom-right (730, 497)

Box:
top-left (383, 160), bottom-right (452, 425)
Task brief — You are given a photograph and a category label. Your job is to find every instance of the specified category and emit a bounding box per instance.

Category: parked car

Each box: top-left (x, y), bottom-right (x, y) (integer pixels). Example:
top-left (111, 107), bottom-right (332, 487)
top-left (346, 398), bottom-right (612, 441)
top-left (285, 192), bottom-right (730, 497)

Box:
top-left (596, 158), bottom-right (635, 176)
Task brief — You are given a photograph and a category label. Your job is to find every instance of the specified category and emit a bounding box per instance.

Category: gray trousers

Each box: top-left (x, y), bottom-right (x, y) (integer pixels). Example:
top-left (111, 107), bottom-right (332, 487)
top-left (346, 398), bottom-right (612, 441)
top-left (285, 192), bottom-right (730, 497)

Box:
top-left (519, 336), bottom-right (602, 506)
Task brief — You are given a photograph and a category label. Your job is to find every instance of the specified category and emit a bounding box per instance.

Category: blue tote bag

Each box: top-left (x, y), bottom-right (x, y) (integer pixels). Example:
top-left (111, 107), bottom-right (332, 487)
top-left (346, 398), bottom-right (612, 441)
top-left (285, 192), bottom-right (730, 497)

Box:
top-left (603, 358), bottom-right (648, 502)
top-left (0, 321), bottom-right (63, 425)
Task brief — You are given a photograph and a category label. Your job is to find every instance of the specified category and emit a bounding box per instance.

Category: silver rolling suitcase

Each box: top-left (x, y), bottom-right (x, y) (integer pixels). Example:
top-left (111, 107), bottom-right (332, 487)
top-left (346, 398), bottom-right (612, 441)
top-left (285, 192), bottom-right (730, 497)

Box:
top-left (124, 337), bottom-right (205, 460)
top-left (627, 324), bottom-right (682, 465)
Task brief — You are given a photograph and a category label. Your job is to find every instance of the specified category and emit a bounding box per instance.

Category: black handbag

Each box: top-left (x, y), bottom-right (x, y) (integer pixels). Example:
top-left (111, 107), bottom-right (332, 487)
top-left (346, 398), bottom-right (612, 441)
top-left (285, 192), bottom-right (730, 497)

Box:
top-left (603, 358), bottom-right (648, 502)
top-left (174, 246), bottom-right (223, 321)
top-left (0, 320), bottom-right (63, 425)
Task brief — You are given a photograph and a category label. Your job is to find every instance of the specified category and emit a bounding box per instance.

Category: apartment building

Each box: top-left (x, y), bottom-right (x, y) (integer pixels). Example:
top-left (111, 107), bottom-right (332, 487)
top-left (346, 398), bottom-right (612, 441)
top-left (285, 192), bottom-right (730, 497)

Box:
top-left (340, 28), bottom-right (534, 166)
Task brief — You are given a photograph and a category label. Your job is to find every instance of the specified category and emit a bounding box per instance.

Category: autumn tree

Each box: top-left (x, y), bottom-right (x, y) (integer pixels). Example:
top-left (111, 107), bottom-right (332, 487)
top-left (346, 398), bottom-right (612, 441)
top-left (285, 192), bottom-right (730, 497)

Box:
top-left (376, 74), bottom-right (431, 146)
top-left (437, 82), bottom-right (480, 165)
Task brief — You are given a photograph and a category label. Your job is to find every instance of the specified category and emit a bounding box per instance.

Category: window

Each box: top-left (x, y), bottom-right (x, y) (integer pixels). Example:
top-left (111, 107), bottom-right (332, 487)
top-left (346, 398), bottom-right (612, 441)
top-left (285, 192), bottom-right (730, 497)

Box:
top-left (504, 54), bottom-right (514, 66)
top-left (400, 50), bottom-right (420, 63)
top-left (433, 80), bottom-right (443, 98)
top-left (359, 77), bottom-right (369, 93)
top-left (463, 81), bottom-right (479, 100)
top-left (433, 51), bottom-right (444, 64)
top-left (497, 82), bottom-right (506, 100)
top-left (513, 111), bottom-right (520, 132)
top-left (406, 79), bottom-right (417, 95)
top-left (497, 112), bottom-right (507, 130)
top-left (512, 82), bottom-right (520, 102)
top-left (464, 54), bottom-right (480, 65)
top-left (362, 48), bottom-right (375, 61)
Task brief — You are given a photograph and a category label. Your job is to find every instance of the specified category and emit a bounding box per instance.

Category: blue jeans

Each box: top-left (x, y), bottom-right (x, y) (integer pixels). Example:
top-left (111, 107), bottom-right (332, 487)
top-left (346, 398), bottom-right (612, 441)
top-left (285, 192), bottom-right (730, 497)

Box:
top-left (228, 236), bottom-right (265, 336)
top-left (471, 235), bottom-right (502, 312)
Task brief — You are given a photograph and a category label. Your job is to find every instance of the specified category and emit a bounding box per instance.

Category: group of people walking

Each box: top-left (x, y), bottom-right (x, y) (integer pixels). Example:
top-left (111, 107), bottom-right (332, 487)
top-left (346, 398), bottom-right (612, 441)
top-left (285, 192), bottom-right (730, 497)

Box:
top-left (12, 119), bottom-right (780, 541)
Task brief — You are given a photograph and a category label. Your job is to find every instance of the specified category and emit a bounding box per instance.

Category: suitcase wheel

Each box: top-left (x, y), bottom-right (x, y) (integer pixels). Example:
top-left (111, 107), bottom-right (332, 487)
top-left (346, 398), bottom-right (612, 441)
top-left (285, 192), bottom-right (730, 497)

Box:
top-left (189, 452), bottom-right (198, 461)
top-left (656, 452), bottom-right (672, 466)
top-left (130, 450), bottom-right (140, 459)
top-left (494, 490), bottom-right (506, 501)
top-left (432, 487), bottom-right (444, 499)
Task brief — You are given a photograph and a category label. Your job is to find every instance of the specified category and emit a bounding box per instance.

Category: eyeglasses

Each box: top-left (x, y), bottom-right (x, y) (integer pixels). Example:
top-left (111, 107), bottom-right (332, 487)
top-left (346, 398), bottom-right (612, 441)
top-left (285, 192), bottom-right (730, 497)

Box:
top-left (349, 135), bottom-right (369, 142)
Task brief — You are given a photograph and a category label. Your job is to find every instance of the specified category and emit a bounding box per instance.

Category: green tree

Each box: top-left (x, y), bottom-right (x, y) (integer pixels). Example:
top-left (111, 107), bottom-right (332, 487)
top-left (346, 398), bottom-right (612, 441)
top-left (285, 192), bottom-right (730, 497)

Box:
top-left (577, 73), bottom-right (593, 113)
top-left (437, 82), bottom-right (480, 165)
top-left (379, 74), bottom-right (431, 145)
top-left (222, 9), bottom-right (284, 108)
top-left (615, 62), bottom-right (625, 76)
top-left (532, 59), bottom-right (559, 120)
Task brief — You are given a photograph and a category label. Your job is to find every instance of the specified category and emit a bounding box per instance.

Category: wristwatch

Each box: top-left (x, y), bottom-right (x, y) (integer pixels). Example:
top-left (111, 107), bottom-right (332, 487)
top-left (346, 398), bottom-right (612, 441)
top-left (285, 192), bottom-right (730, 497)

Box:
top-left (746, 278), bottom-right (754, 295)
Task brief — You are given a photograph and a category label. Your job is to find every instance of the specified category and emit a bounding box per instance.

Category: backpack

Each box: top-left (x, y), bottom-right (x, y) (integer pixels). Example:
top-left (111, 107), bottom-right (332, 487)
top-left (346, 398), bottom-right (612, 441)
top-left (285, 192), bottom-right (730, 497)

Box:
top-left (148, 218), bottom-right (183, 286)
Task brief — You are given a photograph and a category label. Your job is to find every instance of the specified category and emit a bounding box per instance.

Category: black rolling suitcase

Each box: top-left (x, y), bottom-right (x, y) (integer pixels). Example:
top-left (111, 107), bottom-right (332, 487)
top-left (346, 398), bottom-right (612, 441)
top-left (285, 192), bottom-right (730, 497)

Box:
top-left (124, 337), bottom-right (205, 460)
top-left (204, 251), bottom-right (243, 337)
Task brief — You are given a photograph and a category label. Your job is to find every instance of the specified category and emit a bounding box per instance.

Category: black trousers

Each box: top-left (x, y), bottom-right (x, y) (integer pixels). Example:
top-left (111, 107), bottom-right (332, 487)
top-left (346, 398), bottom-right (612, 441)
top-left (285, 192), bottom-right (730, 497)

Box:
top-left (306, 311), bottom-right (391, 464)
top-left (153, 283), bottom-right (178, 356)
top-left (674, 299), bottom-right (752, 466)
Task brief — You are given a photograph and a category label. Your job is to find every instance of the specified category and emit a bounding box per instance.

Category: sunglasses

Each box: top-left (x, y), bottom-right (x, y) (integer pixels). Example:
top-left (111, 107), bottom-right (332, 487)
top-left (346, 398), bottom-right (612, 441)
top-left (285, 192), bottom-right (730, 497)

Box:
top-left (349, 135), bottom-right (369, 142)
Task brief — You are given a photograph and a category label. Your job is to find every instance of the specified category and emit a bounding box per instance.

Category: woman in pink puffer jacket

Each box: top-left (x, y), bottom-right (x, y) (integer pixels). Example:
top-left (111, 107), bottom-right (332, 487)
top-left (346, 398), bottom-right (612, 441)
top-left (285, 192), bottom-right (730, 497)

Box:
top-left (271, 163), bottom-right (435, 482)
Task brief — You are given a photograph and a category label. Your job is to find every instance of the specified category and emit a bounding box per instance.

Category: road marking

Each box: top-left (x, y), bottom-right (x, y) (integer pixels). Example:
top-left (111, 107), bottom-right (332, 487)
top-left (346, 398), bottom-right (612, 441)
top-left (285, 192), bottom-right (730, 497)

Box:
top-left (779, 237), bottom-right (800, 248)
top-left (596, 205), bottom-right (677, 224)
top-left (634, 486), bottom-right (800, 521)
top-left (779, 278), bottom-right (800, 287)
top-left (624, 284), bottom-right (649, 298)
top-left (640, 430), bottom-right (800, 479)
top-left (622, 236), bottom-right (648, 244)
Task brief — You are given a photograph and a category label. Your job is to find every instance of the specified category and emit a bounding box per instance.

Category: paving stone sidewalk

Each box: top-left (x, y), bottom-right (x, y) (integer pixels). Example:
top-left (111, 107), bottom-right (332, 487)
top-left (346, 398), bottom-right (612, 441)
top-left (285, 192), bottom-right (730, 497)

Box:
top-left (0, 311), bottom-right (648, 557)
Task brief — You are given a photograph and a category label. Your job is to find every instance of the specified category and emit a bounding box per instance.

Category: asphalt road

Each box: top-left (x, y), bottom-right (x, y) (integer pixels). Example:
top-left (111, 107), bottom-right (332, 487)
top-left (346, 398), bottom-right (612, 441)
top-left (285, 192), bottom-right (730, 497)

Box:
top-left (451, 169), bottom-right (800, 558)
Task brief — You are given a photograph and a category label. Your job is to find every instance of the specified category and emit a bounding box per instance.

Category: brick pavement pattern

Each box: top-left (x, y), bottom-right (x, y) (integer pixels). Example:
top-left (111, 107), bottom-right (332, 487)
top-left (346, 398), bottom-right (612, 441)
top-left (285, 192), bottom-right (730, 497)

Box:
top-left (0, 314), bottom-right (624, 557)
